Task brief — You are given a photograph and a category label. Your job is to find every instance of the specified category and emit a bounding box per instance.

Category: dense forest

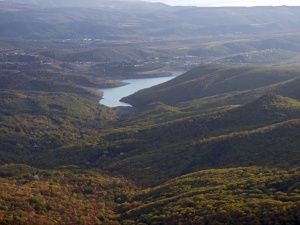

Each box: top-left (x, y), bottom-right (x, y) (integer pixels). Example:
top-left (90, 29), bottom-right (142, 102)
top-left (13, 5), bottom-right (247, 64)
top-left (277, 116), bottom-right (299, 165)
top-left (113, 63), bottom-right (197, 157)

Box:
top-left (0, 165), bottom-right (299, 224)
top-left (1, 0), bottom-right (300, 224)
top-left (1, 64), bottom-right (300, 224)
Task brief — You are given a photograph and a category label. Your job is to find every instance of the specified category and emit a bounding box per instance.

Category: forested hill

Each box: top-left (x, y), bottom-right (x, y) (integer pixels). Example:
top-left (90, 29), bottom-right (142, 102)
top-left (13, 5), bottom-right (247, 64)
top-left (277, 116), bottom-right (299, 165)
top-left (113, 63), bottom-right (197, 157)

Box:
top-left (1, 165), bottom-right (299, 224)
top-left (32, 65), bottom-right (300, 187)
top-left (122, 64), bottom-right (300, 107)
top-left (1, 63), bottom-right (300, 224)
top-left (1, 0), bottom-right (300, 223)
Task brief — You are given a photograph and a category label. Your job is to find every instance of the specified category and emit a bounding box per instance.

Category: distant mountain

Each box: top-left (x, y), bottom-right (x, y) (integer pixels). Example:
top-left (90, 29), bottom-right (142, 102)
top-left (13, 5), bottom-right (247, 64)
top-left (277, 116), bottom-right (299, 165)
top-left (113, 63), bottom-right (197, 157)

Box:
top-left (2, 0), bottom-right (143, 8)
top-left (0, 1), bottom-right (300, 39)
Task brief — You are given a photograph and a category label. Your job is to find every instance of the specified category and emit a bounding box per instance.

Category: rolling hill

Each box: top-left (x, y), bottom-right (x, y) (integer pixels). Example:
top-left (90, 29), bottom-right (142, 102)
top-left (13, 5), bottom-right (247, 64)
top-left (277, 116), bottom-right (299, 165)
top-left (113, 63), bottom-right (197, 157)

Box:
top-left (1, 1), bottom-right (300, 222)
top-left (0, 90), bottom-right (116, 165)
top-left (31, 65), bottom-right (300, 187)
top-left (122, 166), bottom-right (300, 225)
top-left (1, 63), bottom-right (300, 223)
top-left (1, 165), bottom-right (299, 225)
top-left (122, 65), bottom-right (300, 107)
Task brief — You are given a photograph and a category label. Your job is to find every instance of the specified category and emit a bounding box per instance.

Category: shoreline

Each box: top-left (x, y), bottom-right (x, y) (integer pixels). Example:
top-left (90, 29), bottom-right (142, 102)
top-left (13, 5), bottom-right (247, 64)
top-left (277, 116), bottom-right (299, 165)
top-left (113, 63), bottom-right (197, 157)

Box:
top-left (98, 70), bottom-right (186, 107)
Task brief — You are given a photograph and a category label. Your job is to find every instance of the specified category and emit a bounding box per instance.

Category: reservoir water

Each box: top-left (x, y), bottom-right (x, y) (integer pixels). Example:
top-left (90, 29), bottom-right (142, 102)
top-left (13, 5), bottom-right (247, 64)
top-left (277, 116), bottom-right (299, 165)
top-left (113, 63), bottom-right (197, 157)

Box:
top-left (99, 71), bottom-right (183, 107)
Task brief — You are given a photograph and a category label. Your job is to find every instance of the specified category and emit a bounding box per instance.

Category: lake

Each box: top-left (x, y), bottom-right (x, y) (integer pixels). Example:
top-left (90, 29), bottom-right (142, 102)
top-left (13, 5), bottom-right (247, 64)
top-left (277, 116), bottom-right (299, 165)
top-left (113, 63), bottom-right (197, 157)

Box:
top-left (99, 71), bottom-right (184, 107)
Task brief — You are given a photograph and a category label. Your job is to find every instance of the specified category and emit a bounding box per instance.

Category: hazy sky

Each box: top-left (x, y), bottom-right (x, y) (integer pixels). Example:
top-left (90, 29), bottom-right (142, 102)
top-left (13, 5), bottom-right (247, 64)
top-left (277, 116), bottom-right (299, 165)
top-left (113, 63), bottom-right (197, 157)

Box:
top-left (142, 0), bottom-right (300, 7)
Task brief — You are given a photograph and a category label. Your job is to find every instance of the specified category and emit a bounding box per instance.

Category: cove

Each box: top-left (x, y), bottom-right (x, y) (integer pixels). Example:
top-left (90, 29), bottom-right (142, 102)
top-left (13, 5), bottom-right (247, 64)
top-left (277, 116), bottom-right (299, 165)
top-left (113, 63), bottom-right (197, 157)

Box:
top-left (99, 71), bottom-right (184, 107)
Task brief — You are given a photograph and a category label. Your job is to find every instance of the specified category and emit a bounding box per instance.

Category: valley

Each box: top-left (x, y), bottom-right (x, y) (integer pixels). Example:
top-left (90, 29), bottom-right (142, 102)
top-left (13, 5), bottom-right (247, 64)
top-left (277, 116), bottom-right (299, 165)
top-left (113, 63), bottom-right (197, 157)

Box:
top-left (0, 0), bottom-right (300, 224)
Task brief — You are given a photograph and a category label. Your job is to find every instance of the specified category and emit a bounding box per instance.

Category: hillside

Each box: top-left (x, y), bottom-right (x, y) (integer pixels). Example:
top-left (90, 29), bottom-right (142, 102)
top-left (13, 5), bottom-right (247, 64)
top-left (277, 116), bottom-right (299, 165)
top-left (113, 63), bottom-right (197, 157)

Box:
top-left (101, 97), bottom-right (300, 186)
top-left (0, 68), bottom-right (128, 101)
top-left (41, 47), bottom-right (148, 63)
top-left (122, 64), bottom-right (300, 107)
top-left (0, 90), bottom-right (116, 164)
top-left (1, 1), bottom-right (300, 222)
top-left (122, 166), bottom-right (300, 225)
top-left (1, 165), bottom-right (299, 225)
top-left (1, 64), bottom-right (300, 223)
top-left (0, 164), bottom-right (137, 225)
top-left (33, 65), bottom-right (300, 187)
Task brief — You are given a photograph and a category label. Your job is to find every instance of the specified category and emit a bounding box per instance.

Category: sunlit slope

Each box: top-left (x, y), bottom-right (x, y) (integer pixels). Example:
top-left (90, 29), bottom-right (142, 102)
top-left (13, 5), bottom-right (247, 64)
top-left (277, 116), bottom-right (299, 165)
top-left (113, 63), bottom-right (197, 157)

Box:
top-left (2, 164), bottom-right (299, 225)
top-left (122, 167), bottom-right (300, 225)
top-left (189, 35), bottom-right (300, 61)
top-left (0, 164), bottom-right (137, 225)
top-left (122, 65), bottom-right (300, 107)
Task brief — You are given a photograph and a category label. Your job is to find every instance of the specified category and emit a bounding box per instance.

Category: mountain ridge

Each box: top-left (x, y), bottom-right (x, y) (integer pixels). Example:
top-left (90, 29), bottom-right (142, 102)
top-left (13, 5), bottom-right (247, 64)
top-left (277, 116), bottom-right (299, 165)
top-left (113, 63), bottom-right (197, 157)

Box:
top-left (1, 2), bottom-right (300, 39)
